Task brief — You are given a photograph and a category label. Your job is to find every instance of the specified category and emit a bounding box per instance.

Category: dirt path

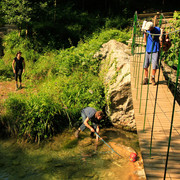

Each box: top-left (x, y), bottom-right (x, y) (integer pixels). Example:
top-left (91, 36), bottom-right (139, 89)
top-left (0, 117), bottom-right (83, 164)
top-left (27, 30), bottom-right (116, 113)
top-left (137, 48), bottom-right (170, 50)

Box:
top-left (0, 80), bottom-right (25, 103)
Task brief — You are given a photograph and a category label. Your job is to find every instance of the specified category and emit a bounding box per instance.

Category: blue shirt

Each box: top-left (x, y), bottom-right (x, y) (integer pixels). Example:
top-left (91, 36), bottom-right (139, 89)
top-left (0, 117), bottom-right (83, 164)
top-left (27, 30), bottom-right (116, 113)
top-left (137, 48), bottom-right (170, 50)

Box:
top-left (82, 107), bottom-right (98, 124)
top-left (146, 27), bottom-right (160, 53)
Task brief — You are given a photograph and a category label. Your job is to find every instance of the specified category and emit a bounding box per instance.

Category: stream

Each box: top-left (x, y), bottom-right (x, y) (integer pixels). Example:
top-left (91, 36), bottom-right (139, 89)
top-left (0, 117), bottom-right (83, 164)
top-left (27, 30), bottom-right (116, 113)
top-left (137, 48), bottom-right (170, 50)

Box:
top-left (0, 128), bottom-right (145, 180)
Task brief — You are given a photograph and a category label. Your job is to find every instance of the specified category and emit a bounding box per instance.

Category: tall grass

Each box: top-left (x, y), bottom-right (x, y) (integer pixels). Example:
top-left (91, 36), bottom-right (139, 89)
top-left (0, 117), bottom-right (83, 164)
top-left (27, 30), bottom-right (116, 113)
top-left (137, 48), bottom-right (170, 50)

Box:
top-left (0, 28), bottom-right (131, 142)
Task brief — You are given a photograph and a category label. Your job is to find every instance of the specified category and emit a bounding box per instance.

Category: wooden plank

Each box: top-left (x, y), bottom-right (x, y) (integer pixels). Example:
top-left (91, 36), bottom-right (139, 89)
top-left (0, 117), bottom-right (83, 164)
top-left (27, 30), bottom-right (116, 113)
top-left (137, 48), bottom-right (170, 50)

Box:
top-left (130, 51), bottom-right (180, 179)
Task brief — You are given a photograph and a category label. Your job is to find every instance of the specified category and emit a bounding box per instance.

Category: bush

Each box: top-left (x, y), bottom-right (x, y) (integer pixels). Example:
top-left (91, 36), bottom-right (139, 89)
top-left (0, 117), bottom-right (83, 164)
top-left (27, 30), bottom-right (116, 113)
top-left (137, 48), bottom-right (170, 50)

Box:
top-left (1, 95), bottom-right (26, 136)
top-left (163, 11), bottom-right (180, 68)
top-left (1, 28), bottom-right (131, 142)
top-left (0, 59), bottom-right (13, 81)
top-left (3, 93), bottom-right (68, 143)
top-left (105, 16), bottom-right (132, 30)
top-left (2, 72), bottom-right (105, 142)
top-left (2, 31), bottom-right (40, 63)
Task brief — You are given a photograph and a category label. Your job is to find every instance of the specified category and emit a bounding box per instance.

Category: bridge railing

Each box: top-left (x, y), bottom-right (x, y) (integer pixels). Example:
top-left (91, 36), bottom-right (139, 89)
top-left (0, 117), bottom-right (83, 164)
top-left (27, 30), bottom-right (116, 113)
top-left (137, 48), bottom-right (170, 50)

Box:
top-left (131, 11), bottom-right (180, 179)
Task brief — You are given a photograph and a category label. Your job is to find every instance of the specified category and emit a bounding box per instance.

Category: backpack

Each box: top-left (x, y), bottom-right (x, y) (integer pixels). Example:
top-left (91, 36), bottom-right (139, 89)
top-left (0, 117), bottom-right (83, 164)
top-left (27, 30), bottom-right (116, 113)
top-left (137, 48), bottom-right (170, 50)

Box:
top-left (160, 32), bottom-right (171, 51)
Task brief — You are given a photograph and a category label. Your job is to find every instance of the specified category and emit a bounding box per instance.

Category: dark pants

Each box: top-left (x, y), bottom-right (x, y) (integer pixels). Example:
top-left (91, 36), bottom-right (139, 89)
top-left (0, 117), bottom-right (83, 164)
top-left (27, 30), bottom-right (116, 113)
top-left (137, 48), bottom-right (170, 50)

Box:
top-left (79, 111), bottom-right (97, 131)
top-left (15, 69), bottom-right (23, 82)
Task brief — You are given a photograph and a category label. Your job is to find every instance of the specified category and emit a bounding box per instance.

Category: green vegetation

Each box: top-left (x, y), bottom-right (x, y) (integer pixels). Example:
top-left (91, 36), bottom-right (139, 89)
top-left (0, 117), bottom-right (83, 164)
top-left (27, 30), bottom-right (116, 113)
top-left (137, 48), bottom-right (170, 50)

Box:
top-left (163, 11), bottom-right (180, 68)
top-left (0, 0), bottom-right (133, 142)
top-left (0, 0), bottom-right (133, 50)
top-left (0, 28), bottom-right (131, 142)
top-left (2, 0), bottom-right (177, 143)
top-left (1, 0), bottom-right (32, 34)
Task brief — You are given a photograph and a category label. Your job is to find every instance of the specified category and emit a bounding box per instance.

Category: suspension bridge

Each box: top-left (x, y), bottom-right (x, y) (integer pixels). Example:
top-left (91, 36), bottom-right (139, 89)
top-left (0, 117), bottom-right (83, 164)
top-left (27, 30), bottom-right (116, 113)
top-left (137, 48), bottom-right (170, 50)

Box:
top-left (130, 11), bottom-right (180, 179)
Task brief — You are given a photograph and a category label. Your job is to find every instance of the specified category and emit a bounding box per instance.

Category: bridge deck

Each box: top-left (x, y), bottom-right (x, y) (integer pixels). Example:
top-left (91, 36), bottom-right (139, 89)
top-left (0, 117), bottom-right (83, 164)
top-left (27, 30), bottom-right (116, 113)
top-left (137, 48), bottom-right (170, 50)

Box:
top-left (130, 54), bottom-right (180, 179)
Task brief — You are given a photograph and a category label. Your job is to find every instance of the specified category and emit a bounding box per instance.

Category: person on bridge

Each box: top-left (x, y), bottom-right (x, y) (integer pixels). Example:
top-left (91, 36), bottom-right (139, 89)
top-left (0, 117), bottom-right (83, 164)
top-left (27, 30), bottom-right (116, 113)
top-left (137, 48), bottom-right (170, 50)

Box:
top-left (75, 107), bottom-right (104, 143)
top-left (143, 21), bottom-right (161, 86)
top-left (12, 51), bottom-right (25, 90)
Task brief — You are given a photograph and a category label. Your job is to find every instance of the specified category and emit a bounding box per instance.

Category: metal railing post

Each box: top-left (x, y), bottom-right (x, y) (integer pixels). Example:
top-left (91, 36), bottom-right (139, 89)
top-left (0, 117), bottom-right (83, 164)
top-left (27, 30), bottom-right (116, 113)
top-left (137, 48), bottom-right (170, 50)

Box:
top-left (150, 39), bottom-right (164, 157)
top-left (149, 14), bottom-right (164, 156)
top-left (164, 52), bottom-right (180, 179)
top-left (131, 11), bottom-right (138, 56)
top-left (135, 30), bottom-right (141, 88)
top-left (136, 31), bottom-right (144, 100)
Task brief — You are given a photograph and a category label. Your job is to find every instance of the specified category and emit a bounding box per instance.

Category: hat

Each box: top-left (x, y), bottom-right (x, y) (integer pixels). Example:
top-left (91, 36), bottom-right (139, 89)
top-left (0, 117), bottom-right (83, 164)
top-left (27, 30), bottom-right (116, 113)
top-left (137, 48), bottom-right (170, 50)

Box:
top-left (145, 22), bottom-right (154, 31)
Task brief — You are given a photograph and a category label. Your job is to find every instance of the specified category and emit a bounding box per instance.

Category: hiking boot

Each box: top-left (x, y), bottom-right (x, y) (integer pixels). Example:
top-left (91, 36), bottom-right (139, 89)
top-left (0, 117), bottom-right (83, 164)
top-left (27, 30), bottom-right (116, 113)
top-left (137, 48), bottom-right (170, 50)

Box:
top-left (19, 85), bottom-right (22, 89)
top-left (142, 78), bottom-right (149, 85)
top-left (75, 130), bottom-right (80, 138)
top-left (151, 77), bottom-right (156, 86)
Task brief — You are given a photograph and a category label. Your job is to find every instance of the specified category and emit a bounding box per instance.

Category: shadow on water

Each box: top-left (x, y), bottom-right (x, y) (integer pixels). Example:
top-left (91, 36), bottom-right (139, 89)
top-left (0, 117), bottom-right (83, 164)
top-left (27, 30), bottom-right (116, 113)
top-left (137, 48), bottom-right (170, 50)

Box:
top-left (0, 128), bottom-right (141, 179)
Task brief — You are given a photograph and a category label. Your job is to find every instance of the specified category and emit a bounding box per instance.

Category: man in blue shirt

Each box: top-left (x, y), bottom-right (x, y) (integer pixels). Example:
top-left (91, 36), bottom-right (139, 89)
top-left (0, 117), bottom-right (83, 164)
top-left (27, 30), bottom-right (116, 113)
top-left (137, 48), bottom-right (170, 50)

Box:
top-left (75, 107), bottom-right (104, 142)
top-left (143, 22), bottom-right (161, 85)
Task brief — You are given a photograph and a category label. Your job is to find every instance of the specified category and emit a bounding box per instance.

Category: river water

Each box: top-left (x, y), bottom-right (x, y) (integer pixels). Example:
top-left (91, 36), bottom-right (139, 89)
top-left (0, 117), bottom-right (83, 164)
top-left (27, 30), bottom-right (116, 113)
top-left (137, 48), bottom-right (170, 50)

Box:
top-left (0, 128), bottom-right (145, 180)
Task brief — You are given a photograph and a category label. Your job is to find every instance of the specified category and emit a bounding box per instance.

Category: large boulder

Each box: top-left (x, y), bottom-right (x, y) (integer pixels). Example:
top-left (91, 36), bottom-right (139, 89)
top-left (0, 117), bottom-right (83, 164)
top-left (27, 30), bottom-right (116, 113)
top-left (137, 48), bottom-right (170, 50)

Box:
top-left (95, 40), bottom-right (136, 131)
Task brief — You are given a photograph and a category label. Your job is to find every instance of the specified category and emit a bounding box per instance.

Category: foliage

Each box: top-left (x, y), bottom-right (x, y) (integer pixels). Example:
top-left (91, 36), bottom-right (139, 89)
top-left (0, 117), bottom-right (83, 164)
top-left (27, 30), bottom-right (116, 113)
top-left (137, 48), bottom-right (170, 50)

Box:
top-left (163, 11), bottom-right (180, 68)
top-left (0, 0), bottom-right (132, 50)
top-left (0, 0), bottom-right (176, 143)
top-left (0, 28), bottom-right (131, 142)
top-left (0, 59), bottom-right (12, 81)
top-left (2, 31), bottom-right (39, 62)
top-left (2, 71), bottom-right (105, 142)
top-left (0, 13), bottom-right (5, 27)
top-left (1, 0), bottom-right (32, 30)
top-left (1, 28), bottom-right (130, 80)
top-left (105, 16), bottom-right (132, 30)
top-left (2, 94), bottom-right (65, 143)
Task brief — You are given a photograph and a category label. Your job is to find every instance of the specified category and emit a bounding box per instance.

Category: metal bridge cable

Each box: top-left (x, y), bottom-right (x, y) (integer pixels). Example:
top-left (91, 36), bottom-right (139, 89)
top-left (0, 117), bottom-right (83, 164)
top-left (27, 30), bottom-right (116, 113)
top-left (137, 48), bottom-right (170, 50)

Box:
top-left (136, 32), bottom-right (144, 99)
top-left (135, 12), bottom-right (180, 36)
top-left (148, 89), bottom-right (180, 136)
top-left (148, 115), bottom-right (172, 180)
top-left (155, 97), bottom-right (180, 136)
top-left (145, 93), bottom-right (172, 180)
top-left (164, 52), bottom-right (180, 179)
top-left (144, 29), bottom-right (180, 36)
top-left (150, 91), bottom-right (180, 136)
top-left (133, 12), bottom-right (178, 180)
top-left (134, 14), bottom-right (180, 131)
top-left (147, 77), bottom-right (180, 136)
top-left (145, 106), bottom-right (172, 179)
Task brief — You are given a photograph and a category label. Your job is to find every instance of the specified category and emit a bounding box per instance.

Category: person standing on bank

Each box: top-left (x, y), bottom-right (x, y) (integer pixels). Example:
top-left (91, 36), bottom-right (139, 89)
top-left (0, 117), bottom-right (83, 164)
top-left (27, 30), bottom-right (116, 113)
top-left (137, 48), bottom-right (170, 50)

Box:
top-left (143, 21), bottom-right (160, 86)
top-left (75, 107), bottom-right (104, 143)
top-left (12, 51), bottom-right (25, 90)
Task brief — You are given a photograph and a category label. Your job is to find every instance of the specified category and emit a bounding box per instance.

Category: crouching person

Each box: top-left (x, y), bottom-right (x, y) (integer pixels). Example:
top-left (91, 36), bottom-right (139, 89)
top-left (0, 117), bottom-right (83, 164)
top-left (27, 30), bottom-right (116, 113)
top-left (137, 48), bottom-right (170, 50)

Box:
top-left (75, 107), bottom-right (104, 143)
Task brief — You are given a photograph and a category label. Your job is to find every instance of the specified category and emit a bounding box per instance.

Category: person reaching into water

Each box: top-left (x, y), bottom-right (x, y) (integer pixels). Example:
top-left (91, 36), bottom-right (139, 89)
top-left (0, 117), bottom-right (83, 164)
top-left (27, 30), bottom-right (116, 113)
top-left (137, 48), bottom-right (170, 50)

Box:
top-left (75, 107), bottom-right (104, 144)
top-left (12, 51), bottom-right (25, 90)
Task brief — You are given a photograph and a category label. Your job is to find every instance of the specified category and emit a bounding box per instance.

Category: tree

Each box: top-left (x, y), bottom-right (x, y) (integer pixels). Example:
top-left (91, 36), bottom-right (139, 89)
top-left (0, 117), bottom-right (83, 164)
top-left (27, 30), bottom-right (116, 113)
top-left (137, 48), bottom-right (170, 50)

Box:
top-left (1, 0), bottom-right (32, 36)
